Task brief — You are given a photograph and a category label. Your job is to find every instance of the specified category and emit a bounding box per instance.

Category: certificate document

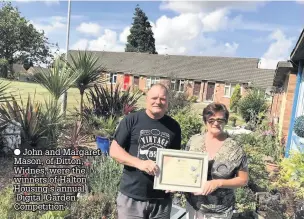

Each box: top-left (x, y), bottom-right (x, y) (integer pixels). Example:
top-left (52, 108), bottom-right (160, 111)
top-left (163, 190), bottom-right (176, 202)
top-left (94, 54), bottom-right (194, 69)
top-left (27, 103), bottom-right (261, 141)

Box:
top-left (154, 148), bottom-right (208, 193)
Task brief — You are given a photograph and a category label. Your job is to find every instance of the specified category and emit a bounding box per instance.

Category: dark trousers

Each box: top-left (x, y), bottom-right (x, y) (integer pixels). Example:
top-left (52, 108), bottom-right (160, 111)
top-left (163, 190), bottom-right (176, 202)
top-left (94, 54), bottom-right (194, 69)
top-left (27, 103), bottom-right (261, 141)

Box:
top-left (116, 192), bottom-right (172, 219)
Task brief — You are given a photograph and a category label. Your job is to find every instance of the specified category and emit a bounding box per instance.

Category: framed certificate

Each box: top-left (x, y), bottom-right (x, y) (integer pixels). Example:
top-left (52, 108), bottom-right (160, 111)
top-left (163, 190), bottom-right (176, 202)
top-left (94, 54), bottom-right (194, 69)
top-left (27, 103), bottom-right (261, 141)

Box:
top-left (154, 148), bottom-right (208, 193)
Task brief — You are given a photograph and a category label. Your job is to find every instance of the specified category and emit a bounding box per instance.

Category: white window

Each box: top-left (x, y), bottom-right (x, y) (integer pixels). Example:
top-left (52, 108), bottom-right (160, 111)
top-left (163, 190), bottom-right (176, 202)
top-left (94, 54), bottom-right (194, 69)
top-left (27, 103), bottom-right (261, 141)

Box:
top-left (170, 80), bottom-right (176, 90)
top-left (224, 83), bottom-right (235, 97)
top-left (106, 73), bottom-right (117, 84)
top-left (179, 80), bottom-right (185, 92)
top-left (224, 84), bottom-right (230, 97)
top-left (171, 79), bottom-right (185, 92)
top-left (146, 77), bottom-right (160, 89)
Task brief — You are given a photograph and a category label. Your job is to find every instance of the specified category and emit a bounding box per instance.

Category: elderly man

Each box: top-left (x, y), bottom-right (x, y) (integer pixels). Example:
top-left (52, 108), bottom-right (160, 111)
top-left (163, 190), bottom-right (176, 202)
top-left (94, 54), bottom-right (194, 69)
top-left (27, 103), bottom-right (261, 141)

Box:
top-left (109, 83), bottom-right (181, 219)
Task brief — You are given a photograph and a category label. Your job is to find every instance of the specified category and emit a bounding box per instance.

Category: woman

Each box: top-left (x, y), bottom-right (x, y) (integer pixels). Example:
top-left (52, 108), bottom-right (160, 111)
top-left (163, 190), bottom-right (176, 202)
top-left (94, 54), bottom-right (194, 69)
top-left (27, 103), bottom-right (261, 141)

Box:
top-left (185, 102), bottom-right (249, 219)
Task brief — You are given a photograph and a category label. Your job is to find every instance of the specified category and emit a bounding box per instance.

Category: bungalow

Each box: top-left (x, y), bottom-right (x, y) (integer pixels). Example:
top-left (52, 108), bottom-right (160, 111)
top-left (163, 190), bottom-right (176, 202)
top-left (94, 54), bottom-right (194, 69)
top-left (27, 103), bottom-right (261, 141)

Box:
top-left (68, 50), bottom-right (275, 109)
top-left (271, 28), bottom-right (304, 157)
top-left (269, 61), bottom-right (297, 143)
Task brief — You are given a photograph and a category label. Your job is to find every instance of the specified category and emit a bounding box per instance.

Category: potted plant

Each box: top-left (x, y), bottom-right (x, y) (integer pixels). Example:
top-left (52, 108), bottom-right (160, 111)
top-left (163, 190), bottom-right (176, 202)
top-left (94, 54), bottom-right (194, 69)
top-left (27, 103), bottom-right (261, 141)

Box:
top-left (93, 116), bottom-right (118, 155)
top-left (294, 115), bottom-right (304, 141)
top-left (229, 115), bottom-right (238, 127)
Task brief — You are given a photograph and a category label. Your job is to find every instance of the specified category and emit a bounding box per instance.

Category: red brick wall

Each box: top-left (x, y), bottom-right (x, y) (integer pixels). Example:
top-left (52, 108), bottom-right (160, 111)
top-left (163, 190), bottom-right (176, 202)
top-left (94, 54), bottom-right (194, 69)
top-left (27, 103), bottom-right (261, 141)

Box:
top-left (139, 76), bottom-right (146, 92)
top-left (281, 73), bottom-right (297, 142)
top-left (185, 80), bottom-right (194, 97)
top-left (160, 78), bottom-right (170, 88)
top-left (117, 73), bottom-right (124, 87)
top-left (214, 82), bottom-right (230, 109)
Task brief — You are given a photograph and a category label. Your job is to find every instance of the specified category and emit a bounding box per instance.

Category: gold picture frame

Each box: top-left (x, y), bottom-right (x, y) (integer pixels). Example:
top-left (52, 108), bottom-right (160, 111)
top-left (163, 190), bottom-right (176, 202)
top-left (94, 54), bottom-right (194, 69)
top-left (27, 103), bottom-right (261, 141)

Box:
top-left (154, 148), bottom-right (208, 193)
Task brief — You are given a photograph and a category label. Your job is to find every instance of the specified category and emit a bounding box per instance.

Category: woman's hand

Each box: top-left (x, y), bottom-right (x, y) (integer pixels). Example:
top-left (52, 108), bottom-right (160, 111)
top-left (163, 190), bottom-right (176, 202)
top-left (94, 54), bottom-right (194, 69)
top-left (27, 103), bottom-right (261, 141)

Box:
top-left (194, 180), bottom-right (223, 196)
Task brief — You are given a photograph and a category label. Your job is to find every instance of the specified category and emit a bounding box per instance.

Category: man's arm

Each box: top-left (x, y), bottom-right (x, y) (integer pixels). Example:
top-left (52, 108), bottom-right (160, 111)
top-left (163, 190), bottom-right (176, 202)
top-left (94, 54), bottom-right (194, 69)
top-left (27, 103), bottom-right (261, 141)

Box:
top-left (109, 140), bottom-right (142, 169)
top-left (109, 140), bottom-right (159, 176)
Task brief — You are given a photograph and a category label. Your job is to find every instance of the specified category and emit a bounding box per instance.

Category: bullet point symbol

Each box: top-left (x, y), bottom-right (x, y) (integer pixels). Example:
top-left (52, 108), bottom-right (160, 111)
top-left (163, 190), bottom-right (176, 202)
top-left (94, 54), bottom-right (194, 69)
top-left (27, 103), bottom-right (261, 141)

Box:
top-left (14, 149), bottom-right (21, 156)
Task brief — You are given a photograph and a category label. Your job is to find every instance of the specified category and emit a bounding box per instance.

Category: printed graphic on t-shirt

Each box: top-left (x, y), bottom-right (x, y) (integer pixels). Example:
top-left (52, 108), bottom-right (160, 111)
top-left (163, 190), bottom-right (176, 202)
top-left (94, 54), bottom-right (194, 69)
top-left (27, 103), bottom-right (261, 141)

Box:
top-left (138, 129), bottom-right (170, 160)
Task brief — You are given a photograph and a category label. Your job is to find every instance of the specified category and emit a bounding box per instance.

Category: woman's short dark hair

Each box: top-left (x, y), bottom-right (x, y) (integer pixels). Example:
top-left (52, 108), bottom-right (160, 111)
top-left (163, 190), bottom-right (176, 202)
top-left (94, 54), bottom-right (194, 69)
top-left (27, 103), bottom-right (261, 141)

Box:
top-left (202, 102), bottom-right (229, 123)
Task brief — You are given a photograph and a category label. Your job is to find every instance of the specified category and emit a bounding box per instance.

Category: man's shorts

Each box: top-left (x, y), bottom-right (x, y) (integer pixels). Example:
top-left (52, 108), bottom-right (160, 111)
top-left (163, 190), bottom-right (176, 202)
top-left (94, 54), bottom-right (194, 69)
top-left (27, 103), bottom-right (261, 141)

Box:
top-left (116, 192), bottom-right (172, 219)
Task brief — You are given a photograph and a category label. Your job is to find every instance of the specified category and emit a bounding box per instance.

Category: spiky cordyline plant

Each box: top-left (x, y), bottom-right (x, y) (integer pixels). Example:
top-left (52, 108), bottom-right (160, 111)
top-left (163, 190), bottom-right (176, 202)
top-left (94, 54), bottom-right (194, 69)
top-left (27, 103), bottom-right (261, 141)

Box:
top-left (66, 50), bottom-right (106, 114)
top-left (85, 83), bottom-right (143, 119)
top-left (32, 58), bottom-right (79, 100)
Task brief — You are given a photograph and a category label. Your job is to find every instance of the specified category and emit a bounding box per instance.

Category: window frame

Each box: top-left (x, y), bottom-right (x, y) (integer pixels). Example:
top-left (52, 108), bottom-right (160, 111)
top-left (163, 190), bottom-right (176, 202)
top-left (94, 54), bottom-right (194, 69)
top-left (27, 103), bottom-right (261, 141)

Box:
top-left (224, 83), bottom-right (236, 98)
top-left (106, 73), bottom-right (117, 84)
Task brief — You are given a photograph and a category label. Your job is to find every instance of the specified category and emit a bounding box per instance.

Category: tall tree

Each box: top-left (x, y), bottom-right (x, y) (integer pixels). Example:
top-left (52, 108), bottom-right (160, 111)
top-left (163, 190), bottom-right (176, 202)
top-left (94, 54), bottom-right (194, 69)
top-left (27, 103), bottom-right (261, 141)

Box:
top-left (0, 2), bottom-right (53, 77)
top-left (125, 5), bottom-right (157, 54)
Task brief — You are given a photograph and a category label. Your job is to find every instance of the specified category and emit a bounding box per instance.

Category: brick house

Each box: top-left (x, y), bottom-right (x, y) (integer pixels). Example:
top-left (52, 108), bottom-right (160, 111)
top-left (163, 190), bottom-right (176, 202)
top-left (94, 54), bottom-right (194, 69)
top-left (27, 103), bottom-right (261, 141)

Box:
top-left (270, 28), bottom-right (304, 157)
top-left (269, 61), bottom-right (297, 144)
top-left (68, 50), bottom-right (275, 109)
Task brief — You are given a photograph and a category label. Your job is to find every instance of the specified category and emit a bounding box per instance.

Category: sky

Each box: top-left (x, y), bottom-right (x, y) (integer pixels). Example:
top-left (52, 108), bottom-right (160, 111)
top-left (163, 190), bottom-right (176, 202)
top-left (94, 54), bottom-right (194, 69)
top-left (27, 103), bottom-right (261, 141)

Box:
top-left (10, 0), bottom-right (304, 69)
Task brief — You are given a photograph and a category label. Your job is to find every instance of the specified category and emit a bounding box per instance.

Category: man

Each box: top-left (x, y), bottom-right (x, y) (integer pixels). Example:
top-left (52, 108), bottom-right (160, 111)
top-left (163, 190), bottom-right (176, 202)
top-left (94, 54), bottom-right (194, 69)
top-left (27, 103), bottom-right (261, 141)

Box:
top-left (109, 83), bottom-right (182, 219)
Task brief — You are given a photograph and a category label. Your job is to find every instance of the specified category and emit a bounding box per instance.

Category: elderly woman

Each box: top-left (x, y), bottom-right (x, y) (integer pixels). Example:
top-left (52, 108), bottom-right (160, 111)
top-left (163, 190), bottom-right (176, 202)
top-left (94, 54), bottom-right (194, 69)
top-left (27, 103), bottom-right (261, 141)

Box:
top-left (185, 102), bottom-right (249, 219)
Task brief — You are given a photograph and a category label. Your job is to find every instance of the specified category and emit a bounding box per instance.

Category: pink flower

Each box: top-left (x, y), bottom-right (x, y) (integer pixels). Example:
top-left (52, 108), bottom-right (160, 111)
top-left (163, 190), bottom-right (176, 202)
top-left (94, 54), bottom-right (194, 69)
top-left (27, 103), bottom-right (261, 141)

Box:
top-left (84, 161), bottom-right (91, 167)
top-left (123, 104), bottom-right (135, 115)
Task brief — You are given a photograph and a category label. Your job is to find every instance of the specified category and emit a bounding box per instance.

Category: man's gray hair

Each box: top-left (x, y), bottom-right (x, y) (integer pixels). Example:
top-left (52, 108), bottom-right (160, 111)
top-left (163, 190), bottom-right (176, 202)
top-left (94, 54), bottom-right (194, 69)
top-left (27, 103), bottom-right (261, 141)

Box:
top-left (148, 83), bottom-right (169, 96)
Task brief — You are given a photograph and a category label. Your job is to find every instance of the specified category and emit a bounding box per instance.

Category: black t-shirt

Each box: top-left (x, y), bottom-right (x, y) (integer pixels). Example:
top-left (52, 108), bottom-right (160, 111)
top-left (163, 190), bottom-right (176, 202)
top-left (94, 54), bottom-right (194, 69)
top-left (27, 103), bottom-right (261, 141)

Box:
top-left (113, 110), bottom-right (181, 200)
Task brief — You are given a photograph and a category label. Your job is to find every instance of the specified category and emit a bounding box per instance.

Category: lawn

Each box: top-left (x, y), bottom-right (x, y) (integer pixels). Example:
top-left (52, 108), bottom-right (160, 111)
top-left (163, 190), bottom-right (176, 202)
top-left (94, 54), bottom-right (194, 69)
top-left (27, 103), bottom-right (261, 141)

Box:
top-left (2, 79), bottom-right (80, 111)
top-left (0, 79), bottom-right (245, 126)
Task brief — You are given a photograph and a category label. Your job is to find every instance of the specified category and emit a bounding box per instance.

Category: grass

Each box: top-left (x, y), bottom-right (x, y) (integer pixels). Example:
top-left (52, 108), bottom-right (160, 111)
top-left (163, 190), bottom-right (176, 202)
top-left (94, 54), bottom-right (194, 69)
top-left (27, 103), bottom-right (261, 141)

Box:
top-left (1, 79), bottom-right (81, 112)
top-left (0, 79), bottom-right (246, 126)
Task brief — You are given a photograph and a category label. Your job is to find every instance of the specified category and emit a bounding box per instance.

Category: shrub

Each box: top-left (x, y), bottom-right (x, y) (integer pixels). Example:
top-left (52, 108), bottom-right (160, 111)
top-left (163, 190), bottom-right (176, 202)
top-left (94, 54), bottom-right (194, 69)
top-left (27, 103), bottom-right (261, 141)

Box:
top-left (0, 185), bottom-right (41, 218)
top-left (40, 97), bottom-right (65, 147)
top-left (188, 95), bottom-right (198, 103)
top-left (91, 115), bottom-right (119, 139)
top-left (294, 115), bottom-right (304, 138)
top-left (238, 88), bottom-right (269, 123)
top-left (0, 58), bottom-right (8, 77)
top-left (85, 83), bottom-right (143, 119)
top-left (234, 133), bottom-right (270, 191)
top-left (171, 108), bottom-right (202, 149)
top-left (276, 150), bottom-right (304, 200)
top-left (87, 155), bottom-right (123, 197)
top-left (0, 94), bottom-right (48, 148)
top-left (167, 90), bottom-right (191, 115)
top-left (229, 115), bottom-right (238, 126)
top-left (235, 187), bottom-right (256, 212)
top-left (230, 84), bottom-right (241, 112)
top-left (39, 210), bottom-right (69, 219)
top-left (70, 193), bottom-right (117, 219)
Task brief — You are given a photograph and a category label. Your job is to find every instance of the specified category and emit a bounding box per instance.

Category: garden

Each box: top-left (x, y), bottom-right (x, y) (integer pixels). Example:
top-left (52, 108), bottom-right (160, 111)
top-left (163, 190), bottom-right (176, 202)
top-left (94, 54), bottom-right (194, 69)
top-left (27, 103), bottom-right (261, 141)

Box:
top-left (0, 51), bottom-right (303, 219)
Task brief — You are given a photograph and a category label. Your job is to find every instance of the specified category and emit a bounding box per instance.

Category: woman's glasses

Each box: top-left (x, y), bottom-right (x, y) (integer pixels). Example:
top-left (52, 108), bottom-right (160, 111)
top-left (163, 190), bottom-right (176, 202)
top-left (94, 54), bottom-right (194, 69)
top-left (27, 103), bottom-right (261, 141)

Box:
top-left (207, 118), bottom-right (227, 125)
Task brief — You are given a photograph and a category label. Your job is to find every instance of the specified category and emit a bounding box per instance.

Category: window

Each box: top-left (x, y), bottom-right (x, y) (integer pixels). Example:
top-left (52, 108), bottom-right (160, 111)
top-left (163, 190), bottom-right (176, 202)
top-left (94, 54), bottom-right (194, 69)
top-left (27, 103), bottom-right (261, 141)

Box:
top-left (146, 77), bottom-right (160, 89)
top-left (171, 79), bottom-right (185, 92)
top-left (106, 73), bottom-right (117, 84)
top-left (170, 80), bottom-right (176, 90)
top-left (224, 83), bottom-right (236, 97)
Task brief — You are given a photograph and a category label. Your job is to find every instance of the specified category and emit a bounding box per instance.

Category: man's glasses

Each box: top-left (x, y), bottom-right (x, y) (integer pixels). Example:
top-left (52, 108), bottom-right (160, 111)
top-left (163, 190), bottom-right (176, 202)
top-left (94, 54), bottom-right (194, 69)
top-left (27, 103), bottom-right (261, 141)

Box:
top-left (207, 118), bottom-right (227, 125)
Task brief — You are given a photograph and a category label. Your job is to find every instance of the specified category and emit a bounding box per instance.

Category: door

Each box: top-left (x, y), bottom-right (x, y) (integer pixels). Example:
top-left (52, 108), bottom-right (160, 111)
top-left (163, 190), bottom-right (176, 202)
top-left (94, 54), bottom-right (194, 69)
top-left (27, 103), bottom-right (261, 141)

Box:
top-left (206, 82), bottom-right (215, 101)
top-left (133, 76), bottom-right (139, 86)
top-left (123, 74), bottom-right (130, 90)
top-left (193, 81), bottom-right (201, 96)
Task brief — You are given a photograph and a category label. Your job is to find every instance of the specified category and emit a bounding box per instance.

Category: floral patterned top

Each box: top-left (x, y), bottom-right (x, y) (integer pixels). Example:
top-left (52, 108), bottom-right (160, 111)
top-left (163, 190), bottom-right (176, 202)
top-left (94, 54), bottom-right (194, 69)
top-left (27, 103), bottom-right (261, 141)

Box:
top-left (184, 132), bottom-right (248, 214)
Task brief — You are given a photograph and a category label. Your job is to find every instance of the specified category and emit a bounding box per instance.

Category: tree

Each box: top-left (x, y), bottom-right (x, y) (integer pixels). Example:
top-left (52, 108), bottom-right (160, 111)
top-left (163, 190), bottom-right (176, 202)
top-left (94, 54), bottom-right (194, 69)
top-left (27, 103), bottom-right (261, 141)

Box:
top-left (67, 50), bottom-right (105, 115)
top-left (0, 2), bottom-right (53, 77)
top-left (230, 84), bottom-right (241, 112)
top-left (32, 58), bottom-right (79, 101)
top-left (125, 5), bottom-right (157, 54)
top-left (238, 88), bottom-right (269, 123)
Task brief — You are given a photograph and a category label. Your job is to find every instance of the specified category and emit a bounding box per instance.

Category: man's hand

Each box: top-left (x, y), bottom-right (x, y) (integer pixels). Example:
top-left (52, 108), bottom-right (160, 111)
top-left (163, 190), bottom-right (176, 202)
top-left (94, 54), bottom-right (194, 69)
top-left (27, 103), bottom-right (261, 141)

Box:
top-left (137, 160), bottom-right (159, 176)
top-left (194, 180), bottom-right (223, 196)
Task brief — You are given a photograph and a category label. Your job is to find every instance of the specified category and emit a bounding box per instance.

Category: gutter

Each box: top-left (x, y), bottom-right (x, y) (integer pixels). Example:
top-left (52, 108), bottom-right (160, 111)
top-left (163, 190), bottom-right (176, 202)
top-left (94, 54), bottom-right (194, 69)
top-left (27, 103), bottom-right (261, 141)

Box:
top-left (290, 29), bottom-right (304, 61)
top-left (285, 60), bottom-right (303, 158)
